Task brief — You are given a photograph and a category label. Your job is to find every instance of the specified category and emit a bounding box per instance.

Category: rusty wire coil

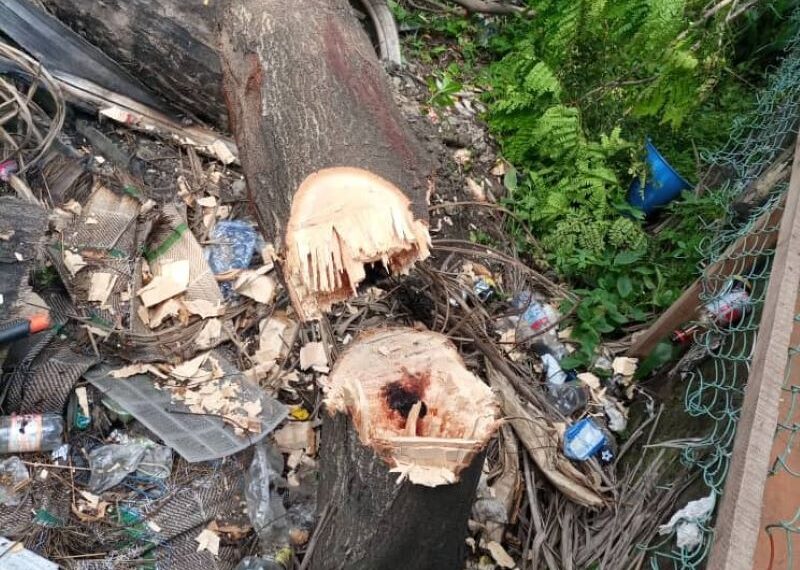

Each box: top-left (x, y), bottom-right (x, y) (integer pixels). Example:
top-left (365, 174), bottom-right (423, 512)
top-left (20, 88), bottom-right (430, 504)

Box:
top-left (0, 41), bottom-right (65, 175)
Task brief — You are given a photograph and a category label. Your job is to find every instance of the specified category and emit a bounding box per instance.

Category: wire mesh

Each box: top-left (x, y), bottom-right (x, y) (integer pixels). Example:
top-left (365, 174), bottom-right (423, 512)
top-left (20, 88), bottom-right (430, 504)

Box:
top-left (647, 7), bottom-right (800, 568)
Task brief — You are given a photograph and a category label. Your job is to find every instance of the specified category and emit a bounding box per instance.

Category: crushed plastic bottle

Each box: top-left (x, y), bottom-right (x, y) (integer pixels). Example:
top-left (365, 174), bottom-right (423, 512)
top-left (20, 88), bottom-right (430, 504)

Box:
top-left (541, 354), bottom-right (587, 415)
top-left (563, 418), bottom-right (607, 461)
top-left (0, 414), bottom-right (64, 454)
top-left (0, 456), bottom-right (29, 505)
top-left (510, 291), bottom-right (566, 358)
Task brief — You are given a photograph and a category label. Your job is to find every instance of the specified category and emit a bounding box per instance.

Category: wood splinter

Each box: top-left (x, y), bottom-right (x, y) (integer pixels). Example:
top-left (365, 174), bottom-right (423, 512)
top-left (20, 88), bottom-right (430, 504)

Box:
top-left (284, 168), bottom-right (430, 321)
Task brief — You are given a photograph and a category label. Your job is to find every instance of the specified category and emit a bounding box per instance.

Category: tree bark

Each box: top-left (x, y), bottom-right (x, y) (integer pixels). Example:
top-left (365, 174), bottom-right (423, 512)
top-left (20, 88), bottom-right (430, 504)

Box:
top-left (218, 0), bottom-right (432, 320)
top-left (313, 327), bottom-right (500, 570)
top-left (40, 0), bottom-right (226, 127)
top-left (313, 413), bottom-right (485, 570)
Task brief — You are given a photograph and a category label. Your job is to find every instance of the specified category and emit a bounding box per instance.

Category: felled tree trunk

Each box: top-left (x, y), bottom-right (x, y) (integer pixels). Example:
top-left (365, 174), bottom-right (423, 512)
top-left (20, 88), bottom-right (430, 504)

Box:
top-left (219, 0), bottom-right (432, 320)
top-left (39, 0), bottom-right (226, 127)
top-left (42, 0), bottom-right (433, 320)
top-left (312, 328), bottom-right (500, 570)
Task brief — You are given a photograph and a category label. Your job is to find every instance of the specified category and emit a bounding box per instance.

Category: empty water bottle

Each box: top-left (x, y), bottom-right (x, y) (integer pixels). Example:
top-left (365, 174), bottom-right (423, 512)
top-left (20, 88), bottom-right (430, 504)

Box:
top-left (0, 414), bottom-right (64, 454)
top-left (511, 291), bottom-right (566, 358)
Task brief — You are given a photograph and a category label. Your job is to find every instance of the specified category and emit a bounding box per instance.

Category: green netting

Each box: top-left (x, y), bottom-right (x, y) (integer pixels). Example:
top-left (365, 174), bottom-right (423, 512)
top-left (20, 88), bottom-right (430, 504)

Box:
top-left (647, 10), bottom-right (800, 568)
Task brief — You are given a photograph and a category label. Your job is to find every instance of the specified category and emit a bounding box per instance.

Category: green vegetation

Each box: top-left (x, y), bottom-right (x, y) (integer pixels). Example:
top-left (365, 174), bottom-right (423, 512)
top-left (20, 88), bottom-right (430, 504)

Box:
top-left (392, 0), bottom-right (798, 364)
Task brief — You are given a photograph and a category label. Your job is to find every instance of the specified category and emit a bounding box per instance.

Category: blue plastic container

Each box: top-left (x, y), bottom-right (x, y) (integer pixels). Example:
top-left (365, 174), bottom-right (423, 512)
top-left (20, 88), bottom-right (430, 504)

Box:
top-left (628, 139), bottom-right (692, 215)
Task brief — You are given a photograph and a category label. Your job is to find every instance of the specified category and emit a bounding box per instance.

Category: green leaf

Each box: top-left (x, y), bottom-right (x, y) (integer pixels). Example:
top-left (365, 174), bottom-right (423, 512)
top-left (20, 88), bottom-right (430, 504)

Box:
top-left (614, 251), bottom-right (642, 266)
top-left (616, 275), bottom-right (633, 298)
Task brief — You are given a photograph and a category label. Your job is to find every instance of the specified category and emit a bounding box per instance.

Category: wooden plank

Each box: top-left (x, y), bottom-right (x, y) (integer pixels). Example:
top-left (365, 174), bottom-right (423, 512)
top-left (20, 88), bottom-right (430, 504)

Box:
top-left (628, 197), bottom-right (786, 358)
top-left (707, 136), bottom-right (800, 570)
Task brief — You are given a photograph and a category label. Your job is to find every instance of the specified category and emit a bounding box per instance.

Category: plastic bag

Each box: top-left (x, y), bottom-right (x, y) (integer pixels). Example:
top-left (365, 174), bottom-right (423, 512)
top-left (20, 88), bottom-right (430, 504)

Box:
top-left (205, 220), bottom-right (257, 274)
top-left (245, 443), bottom-right (290, 550)
top-left (0, 456), bottom-right (29, 506)
top-left (88, 439), bottom-right (173, 492)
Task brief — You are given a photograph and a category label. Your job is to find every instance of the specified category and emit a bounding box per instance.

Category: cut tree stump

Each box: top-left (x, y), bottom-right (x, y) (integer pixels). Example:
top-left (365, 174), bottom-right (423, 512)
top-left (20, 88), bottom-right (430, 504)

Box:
top-left (310, 327), bottom-right (500, 570)
top-left (219, 0), bottom-right (432, 320)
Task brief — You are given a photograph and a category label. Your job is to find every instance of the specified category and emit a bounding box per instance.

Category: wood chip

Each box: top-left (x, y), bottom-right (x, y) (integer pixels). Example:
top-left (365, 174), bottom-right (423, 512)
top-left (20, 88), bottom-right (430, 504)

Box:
top-left (486, 541), bottom-right (516, 568)
top-left (137, 260), bottom-right (190, 307)
top-left (235, 270), bottom-right (276, 305)
top-left (465, 177), bottom-right (486, 202)
top-left (577, 372), bottom-right (601, 390)
top-left (88, 272), bottom-right (118, 305)
top-left (208, 140), bottom-right (236, 165)
top-left (63, 250), bottom-right (87, 276)
top-left (197, 195), bottom-right (217, 208)
top-left (196, 318), bottom-right (222, 349)
top-left (79, 490), bottom-right (101, 509)
top-left (63, 199), bottom-right (82, 215)
top-left (148, 298), bottom-right (182, 328)
top-left (274, 421), bottom-right (315, 453)
top-left (0, 229), bottom-right (14, 241)
top-left (183, 299), bottom-right (223, 318)
top-left (195, 528), bottom-right (220, 556)
top-left (172, 352), bottom-right (211, 382)
top-left (255, 315), bottom-right (298, 364)
top-left (612, 357), bottom-right (638, 378)
top-left (110, 363), bottom-right (167, 379)
top-left (299, 342), bottom-right (327, 371)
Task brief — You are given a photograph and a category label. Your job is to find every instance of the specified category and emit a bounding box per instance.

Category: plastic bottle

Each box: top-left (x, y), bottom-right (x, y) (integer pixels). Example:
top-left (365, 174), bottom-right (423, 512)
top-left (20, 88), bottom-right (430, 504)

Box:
top-left (541, 354), bottom-right (588, 415)
top-left (511, 291), bottom-right (566, 358)
top-left (671, 276), bottom-right (751, 345)
top-left (0, 414), bottom-right (64, 454)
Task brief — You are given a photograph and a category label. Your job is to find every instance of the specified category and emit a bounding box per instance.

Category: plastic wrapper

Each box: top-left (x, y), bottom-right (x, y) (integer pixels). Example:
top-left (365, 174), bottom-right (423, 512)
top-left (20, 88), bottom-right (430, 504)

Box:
top-left (205, 220), bottom-right (257, 274)
top-left (88, 439), bottom-right (173, 492)
top-left (563, 418), bottom-right (606, 461)
top-left (0, 456), bottom-right (29, 506)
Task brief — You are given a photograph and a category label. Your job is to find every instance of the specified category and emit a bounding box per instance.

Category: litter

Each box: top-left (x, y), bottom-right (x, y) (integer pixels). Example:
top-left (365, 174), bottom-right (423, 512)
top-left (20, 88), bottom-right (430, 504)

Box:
top-left (658, 493), bottom-right (716, 550)
top-left (0, 414), bottom-right (64, 454)
top-left (87, 437), bottom-right (173, 492)
top-left (0, 536), bottom-right (57, 570)
top-left (563, 418), bottom-right (607, 461)
top-left (205, 220), bottom-right (258, 275)
top-left (0, 457), bottom-right (28, 505)
top-left (85, 356), bottom-right (288, 462)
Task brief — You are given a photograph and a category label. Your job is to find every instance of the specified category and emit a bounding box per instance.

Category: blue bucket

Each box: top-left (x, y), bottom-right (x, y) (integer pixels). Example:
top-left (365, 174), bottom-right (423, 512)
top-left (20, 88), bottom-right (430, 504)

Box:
top-left (627, 139), bottom-right (692, 215)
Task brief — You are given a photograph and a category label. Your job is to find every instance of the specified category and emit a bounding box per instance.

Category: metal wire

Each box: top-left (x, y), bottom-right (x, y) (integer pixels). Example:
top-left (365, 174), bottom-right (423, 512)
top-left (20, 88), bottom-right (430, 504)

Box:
top-left (0, 41), bottom-right (65, 174)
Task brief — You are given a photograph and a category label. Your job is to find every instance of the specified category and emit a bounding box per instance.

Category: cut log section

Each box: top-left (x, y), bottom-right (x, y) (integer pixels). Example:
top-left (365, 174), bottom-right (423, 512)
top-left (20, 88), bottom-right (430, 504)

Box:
top-left (219, 0), bottom-right (432, 321)
top-left (311, 327), bottom-right (500, 569)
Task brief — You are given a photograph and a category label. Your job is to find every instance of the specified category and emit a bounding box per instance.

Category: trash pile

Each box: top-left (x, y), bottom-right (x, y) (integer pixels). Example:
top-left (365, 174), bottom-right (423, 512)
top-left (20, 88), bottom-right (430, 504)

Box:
top-left (0, 8), bottom-right (708, 570)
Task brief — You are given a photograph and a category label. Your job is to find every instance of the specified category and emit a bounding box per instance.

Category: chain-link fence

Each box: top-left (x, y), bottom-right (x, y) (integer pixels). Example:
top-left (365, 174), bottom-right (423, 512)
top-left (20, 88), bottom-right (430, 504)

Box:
top-left (648, 7), bottom-right (800, 568)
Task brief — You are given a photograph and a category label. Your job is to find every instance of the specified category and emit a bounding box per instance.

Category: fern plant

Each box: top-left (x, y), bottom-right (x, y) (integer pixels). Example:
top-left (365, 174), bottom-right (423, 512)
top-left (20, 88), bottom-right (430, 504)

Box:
top-left (478, 0), bottom-right (777, 362)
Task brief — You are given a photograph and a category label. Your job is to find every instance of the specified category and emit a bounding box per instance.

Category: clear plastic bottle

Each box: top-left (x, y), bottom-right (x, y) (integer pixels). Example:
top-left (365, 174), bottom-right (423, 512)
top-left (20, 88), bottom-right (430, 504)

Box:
top-left (0, 414), bottom-right (64, 454)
